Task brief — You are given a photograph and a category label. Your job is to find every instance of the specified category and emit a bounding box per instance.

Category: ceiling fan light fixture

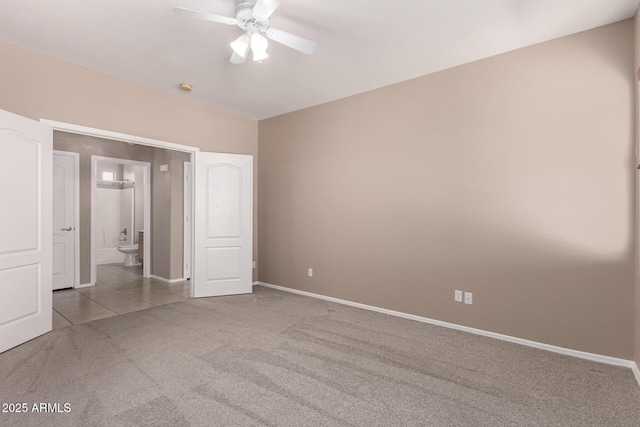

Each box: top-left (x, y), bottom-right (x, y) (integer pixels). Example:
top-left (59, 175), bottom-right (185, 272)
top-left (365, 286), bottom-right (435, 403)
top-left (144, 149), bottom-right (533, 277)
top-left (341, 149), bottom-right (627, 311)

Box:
top-left (230, 33), bottom-right (250, 57)
top-left (250, 32), bottom-right (269, 61)
top-left (252, 48), bottom-right (269, 62)
top-left (175, 1), bottom-right (316, 65)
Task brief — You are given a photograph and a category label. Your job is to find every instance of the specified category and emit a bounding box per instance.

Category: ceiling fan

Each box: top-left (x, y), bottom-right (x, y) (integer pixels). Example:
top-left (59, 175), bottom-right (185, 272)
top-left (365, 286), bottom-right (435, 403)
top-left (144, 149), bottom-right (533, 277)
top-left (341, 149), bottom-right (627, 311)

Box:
top-left (173, 0), bottom-right (317, 64)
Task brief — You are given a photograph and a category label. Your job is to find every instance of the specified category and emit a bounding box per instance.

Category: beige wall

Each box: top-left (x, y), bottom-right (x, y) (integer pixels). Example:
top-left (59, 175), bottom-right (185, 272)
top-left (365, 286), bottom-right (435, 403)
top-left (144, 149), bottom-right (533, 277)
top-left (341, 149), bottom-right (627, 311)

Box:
top-left (0, 40), bottom-right (259, 280)
top-left (151, 148), bottom-right (190, 280)
top-left (170, 152), bottom-right (190, 279)
top-left (259, 21), bottom-right (636, 359)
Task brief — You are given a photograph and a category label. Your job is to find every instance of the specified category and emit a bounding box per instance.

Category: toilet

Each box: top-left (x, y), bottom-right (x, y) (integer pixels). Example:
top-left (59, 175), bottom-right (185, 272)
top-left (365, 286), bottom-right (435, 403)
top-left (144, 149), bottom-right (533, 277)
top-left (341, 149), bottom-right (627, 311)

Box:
top-left (117, 244), bottom-right (138, 267)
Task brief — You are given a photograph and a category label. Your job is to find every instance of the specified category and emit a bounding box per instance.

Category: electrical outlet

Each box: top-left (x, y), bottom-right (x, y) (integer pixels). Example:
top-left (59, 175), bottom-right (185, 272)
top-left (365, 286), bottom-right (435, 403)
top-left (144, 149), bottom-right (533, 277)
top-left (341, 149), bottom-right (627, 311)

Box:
top-left (308, 268), bottom-right (313, 277)
top-left (252, 261), bottom-right (256, 269)
top-left (454, 290), bottom-right (463, 302)
top-left (464, 292), bottom-right (473, 305)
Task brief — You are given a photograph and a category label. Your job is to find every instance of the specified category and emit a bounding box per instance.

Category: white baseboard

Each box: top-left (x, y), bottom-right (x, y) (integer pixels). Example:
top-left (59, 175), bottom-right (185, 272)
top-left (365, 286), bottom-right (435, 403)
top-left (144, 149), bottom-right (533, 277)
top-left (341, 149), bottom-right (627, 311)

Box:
top-left (75, 282), bottom-right (94, 289)
top-left (150, 274), bottom-right (186, 284)
top-left (255, 281), bottom-right (639, 386)
top-left (632, 362), bottom-right (640, 387)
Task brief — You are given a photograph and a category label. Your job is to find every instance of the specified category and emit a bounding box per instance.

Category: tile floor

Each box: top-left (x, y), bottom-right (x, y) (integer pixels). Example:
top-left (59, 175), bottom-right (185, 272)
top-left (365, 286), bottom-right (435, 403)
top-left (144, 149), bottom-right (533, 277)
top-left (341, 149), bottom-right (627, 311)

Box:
top-left (52, 263), bottom-right (190, 329)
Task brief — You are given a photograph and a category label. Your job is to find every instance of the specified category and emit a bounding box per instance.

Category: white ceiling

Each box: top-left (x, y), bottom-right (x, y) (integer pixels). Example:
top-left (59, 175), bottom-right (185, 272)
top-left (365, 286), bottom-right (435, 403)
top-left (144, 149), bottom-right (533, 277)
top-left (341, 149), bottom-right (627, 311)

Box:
top-left (0, 0), bottom-right (638, 120)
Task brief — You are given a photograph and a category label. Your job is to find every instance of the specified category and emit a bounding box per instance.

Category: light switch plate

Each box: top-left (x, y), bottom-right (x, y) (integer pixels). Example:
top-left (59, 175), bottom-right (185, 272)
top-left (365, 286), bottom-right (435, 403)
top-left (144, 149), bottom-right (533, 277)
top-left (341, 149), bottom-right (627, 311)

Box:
top-left (464, 292), bottom-right (473, 305)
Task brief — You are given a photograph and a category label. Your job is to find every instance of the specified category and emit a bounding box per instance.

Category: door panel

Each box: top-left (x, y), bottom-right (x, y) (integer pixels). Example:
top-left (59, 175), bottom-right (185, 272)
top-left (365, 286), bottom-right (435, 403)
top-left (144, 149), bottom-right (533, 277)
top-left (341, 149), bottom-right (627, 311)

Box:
top-left (193, 153), bottom-right (252, 298)
top-left (52, 152), bottom-right (76, 290)
top-left (207, 164), bottom-right (241, 237)
top-left (0, 109), bottom-right (52, 353)
top-left (0, 135), bottom-right (39, 253)
top-left (206, 247), bottom-right (242, 280)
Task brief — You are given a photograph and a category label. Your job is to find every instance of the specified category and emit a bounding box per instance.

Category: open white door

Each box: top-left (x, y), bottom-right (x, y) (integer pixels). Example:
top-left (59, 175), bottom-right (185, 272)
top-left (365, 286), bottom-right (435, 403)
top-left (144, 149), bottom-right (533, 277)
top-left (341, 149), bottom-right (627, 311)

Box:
top-left (0, 109), bottom-right (52, 353)
top-left (193, 152), bottom-right (252, 298)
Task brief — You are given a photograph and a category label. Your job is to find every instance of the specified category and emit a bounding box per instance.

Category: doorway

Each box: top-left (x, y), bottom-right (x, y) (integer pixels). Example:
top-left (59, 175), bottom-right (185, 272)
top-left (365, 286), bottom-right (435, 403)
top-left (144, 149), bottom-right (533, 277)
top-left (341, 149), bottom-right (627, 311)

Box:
top-left (90, 156), bottom-right (151, 285)
top-left (51, 128), bottom-right (194, 288)
top-left (44, 120), bottom-right (198, 291)
top-left (43, 119), bottom-right (253, 299)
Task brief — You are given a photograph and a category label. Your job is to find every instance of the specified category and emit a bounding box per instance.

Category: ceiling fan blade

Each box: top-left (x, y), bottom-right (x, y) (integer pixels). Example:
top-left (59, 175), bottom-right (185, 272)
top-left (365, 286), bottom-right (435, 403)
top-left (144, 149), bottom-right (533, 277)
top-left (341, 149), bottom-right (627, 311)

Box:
top-left (266, 28), bottom-right (317, 55)
top-left (252, 0), bottom-right (282, 21)
top-left (173, 7), bottom-right (237, 25)
top-left (230, 51), bottom-right (248, 64)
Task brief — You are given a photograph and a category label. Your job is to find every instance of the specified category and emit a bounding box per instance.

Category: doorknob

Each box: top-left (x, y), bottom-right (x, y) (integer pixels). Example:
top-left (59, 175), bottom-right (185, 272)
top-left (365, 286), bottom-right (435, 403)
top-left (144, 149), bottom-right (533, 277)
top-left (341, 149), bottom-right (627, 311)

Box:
top-left (61, 226), bottom-right (72, 231)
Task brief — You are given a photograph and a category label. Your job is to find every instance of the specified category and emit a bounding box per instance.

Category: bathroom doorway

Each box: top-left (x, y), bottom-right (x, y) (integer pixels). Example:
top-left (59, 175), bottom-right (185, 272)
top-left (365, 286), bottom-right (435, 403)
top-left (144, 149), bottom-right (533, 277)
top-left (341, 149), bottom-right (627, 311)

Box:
top-left (90, 156), bottom-right (151, 285)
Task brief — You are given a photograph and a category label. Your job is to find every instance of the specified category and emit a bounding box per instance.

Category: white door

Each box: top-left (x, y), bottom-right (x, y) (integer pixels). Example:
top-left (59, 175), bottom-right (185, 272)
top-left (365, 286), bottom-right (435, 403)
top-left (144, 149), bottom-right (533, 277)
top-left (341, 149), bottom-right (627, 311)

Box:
top-left (0, 109), bottom-right (52, 353)
top-left (193, 153), bottom-right (252, 297)
top-left (53, 151), bottom-right (77, 290)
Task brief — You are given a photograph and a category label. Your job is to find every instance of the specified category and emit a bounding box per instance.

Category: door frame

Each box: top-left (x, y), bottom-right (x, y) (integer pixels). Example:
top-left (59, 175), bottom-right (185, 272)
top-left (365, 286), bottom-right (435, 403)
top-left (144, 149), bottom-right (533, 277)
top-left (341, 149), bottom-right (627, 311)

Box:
top-left (52, 150), bottom-right (80, 288)
top-left (183, 161), bottom-right (192, 280)
top-left (40, 120), bottom-right (199, 288)
top-left (91, 155), bottom-right (151, 285)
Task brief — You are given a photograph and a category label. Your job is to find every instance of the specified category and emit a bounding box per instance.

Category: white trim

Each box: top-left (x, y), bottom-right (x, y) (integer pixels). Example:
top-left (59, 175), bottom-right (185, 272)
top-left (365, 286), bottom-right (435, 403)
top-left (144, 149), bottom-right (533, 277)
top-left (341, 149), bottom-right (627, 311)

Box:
top-left (632, 362), bottom-right (640, 387)
top-left (91, 156), bottom-right (151, 286)
top-left (75, 282), bottom-right (93, 289)
top-left (41, 120), bottom-right (200, 153)
top-left (150, 274), bottom-right (186, 284)
top-left (53, 150), bottom-right (80, 289)
top-left (256, 282), bottom-right (638, 372)
top-left (183, 161), bottom-right (192, 280)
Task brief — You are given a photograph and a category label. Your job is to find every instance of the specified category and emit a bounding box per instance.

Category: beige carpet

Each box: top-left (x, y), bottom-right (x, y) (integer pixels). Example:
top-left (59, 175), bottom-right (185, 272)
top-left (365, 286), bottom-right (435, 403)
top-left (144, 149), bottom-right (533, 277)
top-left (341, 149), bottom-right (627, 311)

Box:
top-left (1, 285), bottom-right (639, 426)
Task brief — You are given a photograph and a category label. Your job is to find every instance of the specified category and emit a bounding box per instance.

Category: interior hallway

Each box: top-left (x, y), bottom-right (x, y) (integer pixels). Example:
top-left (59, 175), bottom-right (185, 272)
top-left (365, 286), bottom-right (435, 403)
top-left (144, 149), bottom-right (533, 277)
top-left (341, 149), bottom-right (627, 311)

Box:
top-left (52, 264), bottom-right (190, 328)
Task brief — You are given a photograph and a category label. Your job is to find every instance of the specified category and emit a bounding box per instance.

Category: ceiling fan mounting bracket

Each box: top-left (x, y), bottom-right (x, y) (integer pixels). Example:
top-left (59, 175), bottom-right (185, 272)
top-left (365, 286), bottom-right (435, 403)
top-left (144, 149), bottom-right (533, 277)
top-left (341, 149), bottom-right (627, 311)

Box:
top-left (235, 0), bottom-right (269, 32)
